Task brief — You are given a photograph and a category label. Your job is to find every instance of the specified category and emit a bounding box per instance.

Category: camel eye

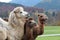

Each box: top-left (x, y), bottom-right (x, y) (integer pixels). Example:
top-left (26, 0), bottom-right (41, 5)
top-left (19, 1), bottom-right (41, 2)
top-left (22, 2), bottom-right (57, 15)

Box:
top-left (20, 12), bottom-right (22, 13)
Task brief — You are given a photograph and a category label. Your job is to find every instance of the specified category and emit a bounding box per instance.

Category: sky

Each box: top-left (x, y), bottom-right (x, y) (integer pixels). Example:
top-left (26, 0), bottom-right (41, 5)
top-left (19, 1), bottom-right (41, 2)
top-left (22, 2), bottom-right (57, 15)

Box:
top-left (0, 0), bottom-right (11, 3)
top-left (0, 0), bottom-right (42, 6)
top-left (10, 0), bottom-right (41, 6)
top-left (0, 0), bottom-right (52, 6)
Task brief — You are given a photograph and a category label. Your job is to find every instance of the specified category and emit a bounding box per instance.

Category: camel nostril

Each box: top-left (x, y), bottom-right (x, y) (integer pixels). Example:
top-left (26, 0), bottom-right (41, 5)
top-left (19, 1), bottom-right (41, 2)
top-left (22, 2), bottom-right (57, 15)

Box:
top-left (45, 17), bottom-right (48, 20)
top-left (40, 16), bottom-right (43, 17)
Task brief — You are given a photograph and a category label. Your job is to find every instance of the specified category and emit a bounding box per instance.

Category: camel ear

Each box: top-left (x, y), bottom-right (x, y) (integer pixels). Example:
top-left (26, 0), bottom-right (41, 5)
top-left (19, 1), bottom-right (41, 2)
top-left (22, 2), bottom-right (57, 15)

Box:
top-left (14, 9), bottom-right (20, 13)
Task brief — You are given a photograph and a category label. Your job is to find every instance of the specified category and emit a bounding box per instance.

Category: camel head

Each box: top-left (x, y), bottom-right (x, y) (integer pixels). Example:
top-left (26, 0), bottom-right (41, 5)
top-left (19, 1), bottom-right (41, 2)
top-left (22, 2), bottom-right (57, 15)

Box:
top-left (38, 13), bottom-right (48, 24)
top-left (25, 17), bottom-right (37, 28)
top-left (13, 7), bottom-right (30, 19)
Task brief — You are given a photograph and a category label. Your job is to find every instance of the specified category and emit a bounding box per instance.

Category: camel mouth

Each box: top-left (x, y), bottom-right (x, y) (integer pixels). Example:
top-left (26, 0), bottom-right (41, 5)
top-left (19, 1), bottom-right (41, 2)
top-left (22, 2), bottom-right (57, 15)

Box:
top-left (41, 19), bottom-right (47, 21)
top-left (40, 19), bottom-right (47, 24)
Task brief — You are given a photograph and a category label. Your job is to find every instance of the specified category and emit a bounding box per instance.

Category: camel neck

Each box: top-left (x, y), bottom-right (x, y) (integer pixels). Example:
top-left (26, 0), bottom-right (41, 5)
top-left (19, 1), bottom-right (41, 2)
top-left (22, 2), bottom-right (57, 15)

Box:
top-left (38, 18), bottom-right (44, 27)
top-left (38, 18), bottom-right (44, 35)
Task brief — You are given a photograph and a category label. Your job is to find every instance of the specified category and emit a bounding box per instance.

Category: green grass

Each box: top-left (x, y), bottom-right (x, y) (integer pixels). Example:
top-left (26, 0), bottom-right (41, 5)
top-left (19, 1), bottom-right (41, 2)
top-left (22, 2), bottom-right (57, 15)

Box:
top-left (36, 36), bottom-right (60, 40)
top-left (36, 26), bottom-right (60, 40)
top-left (44, 26), bottom-right (60, 34)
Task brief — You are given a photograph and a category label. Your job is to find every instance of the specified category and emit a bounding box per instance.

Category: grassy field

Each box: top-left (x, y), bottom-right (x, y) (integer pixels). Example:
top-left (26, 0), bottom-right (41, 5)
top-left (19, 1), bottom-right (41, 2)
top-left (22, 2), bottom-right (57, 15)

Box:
top-left (36, 26), bottom-right (60, 40)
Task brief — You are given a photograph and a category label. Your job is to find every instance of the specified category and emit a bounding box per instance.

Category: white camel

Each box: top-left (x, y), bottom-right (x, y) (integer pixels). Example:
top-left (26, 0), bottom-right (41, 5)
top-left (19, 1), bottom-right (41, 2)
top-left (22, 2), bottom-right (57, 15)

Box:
top-left (0, 7), bottom-right (29, 40)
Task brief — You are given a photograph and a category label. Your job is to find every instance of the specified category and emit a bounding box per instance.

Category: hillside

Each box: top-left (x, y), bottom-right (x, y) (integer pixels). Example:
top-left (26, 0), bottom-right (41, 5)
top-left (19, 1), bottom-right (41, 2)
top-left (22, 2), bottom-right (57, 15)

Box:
top-left (35, 0), bottom-right (60, 10)
top-left (0, 2), bottom-right (24, 18)
top-left (0, 2), bottom-right (44, 18)
top-left (10, 0), bottom-right (40, 6)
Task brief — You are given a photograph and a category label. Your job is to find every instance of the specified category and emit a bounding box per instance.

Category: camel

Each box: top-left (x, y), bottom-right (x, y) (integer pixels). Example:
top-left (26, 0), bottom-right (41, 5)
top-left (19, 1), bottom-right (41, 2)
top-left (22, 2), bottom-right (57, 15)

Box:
top-left (0, 7), bottom-right (29, 40)
top-left (22, 13), bottom-right (48, 40)
top-left (33, 13), bottom-right (48, 39)
top-left (22, 17), bottom-right (36, 40)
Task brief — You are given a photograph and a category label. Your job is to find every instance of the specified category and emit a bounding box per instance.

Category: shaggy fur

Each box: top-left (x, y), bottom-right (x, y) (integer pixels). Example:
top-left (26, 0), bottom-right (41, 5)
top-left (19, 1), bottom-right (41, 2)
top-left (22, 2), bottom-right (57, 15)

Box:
top-left (22, 13), bottom-right (48, 40)
top-left (0, 18), bottom-right (8, 40)
top-left (0, 7), bottom-right (29, 40)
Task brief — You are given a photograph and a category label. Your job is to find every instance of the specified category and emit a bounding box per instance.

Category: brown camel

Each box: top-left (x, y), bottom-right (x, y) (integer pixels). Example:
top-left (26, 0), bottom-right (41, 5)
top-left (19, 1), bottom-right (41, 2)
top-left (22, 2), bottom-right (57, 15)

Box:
top-left (22, 17), bottom-right (36, 40)
top-left (33, 13), bottom-right (48, 39)
top-left (22, 13), bottom-right (48, 40)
